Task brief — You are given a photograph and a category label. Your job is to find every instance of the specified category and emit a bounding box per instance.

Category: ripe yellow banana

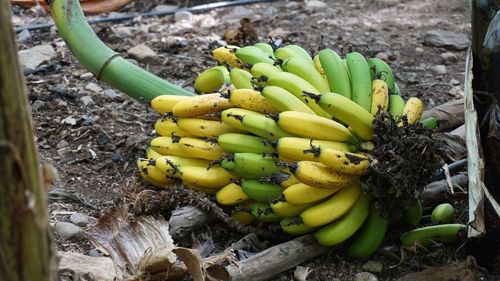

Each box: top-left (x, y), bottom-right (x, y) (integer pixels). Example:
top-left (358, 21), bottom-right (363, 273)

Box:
top-left (220, 108), bottom-right (264, 131)
top-left (178, 137), bottom-right (224, 160)
top-left (313, 54), bottom-right (326, 79)
top-left (231, 210), bottom-right (255, 225)
top-left (370, 79), bottom-right (389, 115)
top-left (301, 181), bottom-right (361, 227)
top-left (241, 114), bottom-right (296, 140)
top-left (150, 136), bottom-right (186, 156)
top-left (282, 182), bottom-right (338, 205)
top-left (194, 66), bottom-right (230, 94)
top-left (280, 217), bottom-right (316, 236)
top-left (314, 148), bottom-right (370, 176)
top-left (154, 116), bottom-right (193, 137)
top-left (212, 45), bottom-right (241, 67)
top-left (177, 118), bottom-right (242, 137)
top-left (227, 88), bottom-right (278, 114)
top-left (171, 164), bottom-right (238, 189)
top-left (172, 93), bottom-right (233, 117)
top-left (155, 155), bottom-right (210, 176)
top-left (261, 86), bottom-right (316, 114)
top-left (151, 95), bottom-right (192, 114)
top-left (145, 146), bottom-right (162, 159)
top-left (275, 137), bottom-right (355, 162)
top-left (276, 111), bottom-right (358, 144)
top-left (288, 161), bottom-right (359, 189)
top-left (271, 200), bottom-right (314, 218)
top-left (137, 158), bottom-right (174, 187)
top-left (215, 182), bottom-right (250, 206)
top-left (278, 169), bottom-right (300, 188)
top-left (402, 97), bottom-right (423, 124)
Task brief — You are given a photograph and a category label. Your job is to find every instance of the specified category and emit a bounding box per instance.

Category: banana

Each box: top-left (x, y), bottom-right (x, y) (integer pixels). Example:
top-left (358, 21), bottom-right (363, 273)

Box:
top-left (312, 148), bottom-right (370, 176)
top-left (241, 179), bottom-right (283, 203)
top-left (400, 224), bottom-right (466, 247)
top-left (217, 133), bottom-right (275, 154)
top-left (261, 86), bottom-right (316, 114)
top-left (367, 57), bottom-right (395, 93)
top-left (154, 116), bottom-right (193, 137)
top-left (172, 93), bottom-right (233, 117)
top-left (421, 117), bottom-right (437, 130)
top-left (176, 118), bottom-right (241, 138)
top-left (404, 200), bottom-right (422, 225)
top-left (271, 200), bottom-right (314, 218)
top-left (389, 94), bottom-right (405, 119)
top-left (261, 171), bottom-right (300, 188)
top-left (178, 137), bottom-right (224, 160)
top-left (250, 62), bottom-right (283, 85)
top-left (282, 182), bottom-right (338, 205)
top-left (276, 111), bottom-right (358, 143)
top-left (155, 155), bottom-right (210, 176)
top-left (370, 79), bottom-right (389, 115)
top-left (220, 108), bottom-right (264, 131)
top-left (227, 88), bottom-right (278, 114)
top-left (318, 48), bottom-right (351, 99)
top-left (288, 161), bottom-right (359, 189)
top-left (267, 72), bottom-right (331, 118)
top-left (150, 136), bottom-right (186, 156)
top-left (253, 42), bottom-right (275, 56)
top-left (194, 66), bottom-right (230, 93)
top-left (275, 137), bottom-right (355, 162)
top-left (274, 47), bottom-right (300, 63)
top-left (402, 97), bottom-right (423, 125)
top-left (250, 202), bottom-right (282, 223)
top-left (285, 45), bottom-right (314, 65)
top-left (212, 45), bottom-right (241, 67)
top-left (229, 67), bottom-right (254, 89)
top-left (393, 82), bottom-right (401, 95)
top-left (313, 54), bottom-right (327, 79)
top-left (231, 209), bottom-right (255, 225)
top-left (346, 52), bottom-right (372, 111)
top-left (347, 210), bottom-right (389, 259)
top-left (137, 158), bottom-right (174, 187)
top-left (280, 217), bottom-right (316, 236)
top-left (215, 182), bottom-right (250, 206)
top-left (310, 92), bottom-right (374, 141)
top-left (169, 163), bottom-right (239, 189)
top-left (240, 114), bottom-right (296, 141)
top-left (236, 46), bottom-right (275, 65)
top-left (314, 192), bottom-right (371, 246)
top-left (151, 95), bottom-right (192, 114)
top-left (301, 182), bottom-right (361, 227)
top-left (431, 203), bottom-right (454, 224)
top-left (220, 152), bottom-right (282, 179)
top-left (281, 56), bottom-right (330, 93)
top-left (145, 146), bottom-right (162, 159)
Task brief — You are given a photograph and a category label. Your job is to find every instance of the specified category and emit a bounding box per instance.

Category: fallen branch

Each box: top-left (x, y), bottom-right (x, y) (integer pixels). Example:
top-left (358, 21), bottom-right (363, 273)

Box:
top-left (421, 174), bottom-right (468, 209)
top-left (422, 98), bottom-right (464, 132)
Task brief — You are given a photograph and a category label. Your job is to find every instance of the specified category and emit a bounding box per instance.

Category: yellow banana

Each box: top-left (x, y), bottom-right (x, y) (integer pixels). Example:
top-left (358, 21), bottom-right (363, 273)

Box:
top-left (280, 217), bottom-right (316, 236)
top-left (178, 137), bottom-right (224, 160)
top-left (276, 111), bottom-right (358, 144)
top-left (155, 155), bottom-right (210, 176)
top-left (301, 181), bottom-right (361, 227)
top-left (137, 158), bottom-right (174, 187)
top-left (313, 54), bottom-right (327, 79)
top-left (215, 182), bottom-right (250, 206)
top-left (279, 169), bottom-right (300, 188)
top-left (151, 95), bottom-right (192, 114)
top-left (172, 165), bottom-right (238, 189)
top-left (275, 137), bottom-right (355, 162)
top-left (150, 136), bottom-right (186, 156)
top-left (282, 182), bottom-right (338, 205)
top-left (289, 161), bottom-right (359, 189)
top-left (145, 146), bottom-right (162, 159)
top-left (402, 97), bottom-right (423, 125)
top-left (314, 148), bottom-right (370, 176)
top-left (177, 118), bottom-right (242, 137)
top-left (212, 45), bottom-right (241, 67)
top-left (271, 200), bottom-right (314, 218)
top-left (154, 116), bottom-right (193, 137)
top-left (172, 93), bottom-right (233, 117)
top-left (227, 88), bottom-right (278, 114)
top-left (241, 114), bottom-right (296, 141)
top-left (261, 86), bottom-right (316, 114)
top-left (220, 108), bottom-right (264, 131)
top-left (194, 66), bottom-right (230, 94)
top-left (231, 209), bottom-right (255, 225)
top-left (370, 79), bottom-right (389, 115)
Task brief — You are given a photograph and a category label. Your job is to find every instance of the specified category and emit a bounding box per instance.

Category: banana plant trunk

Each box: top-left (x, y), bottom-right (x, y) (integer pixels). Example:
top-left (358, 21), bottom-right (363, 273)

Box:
top-left (0, 1), bottom-right (56, 280)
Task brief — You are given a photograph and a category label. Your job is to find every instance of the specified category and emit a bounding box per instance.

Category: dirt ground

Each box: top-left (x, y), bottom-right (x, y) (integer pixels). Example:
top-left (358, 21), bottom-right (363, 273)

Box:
top-left (11, 0), bottom-right (489, 280)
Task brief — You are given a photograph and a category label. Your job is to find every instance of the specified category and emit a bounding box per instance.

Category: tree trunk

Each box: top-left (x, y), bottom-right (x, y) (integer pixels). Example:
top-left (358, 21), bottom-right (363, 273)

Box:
top-left (0, 1), bottom-right (56, 280)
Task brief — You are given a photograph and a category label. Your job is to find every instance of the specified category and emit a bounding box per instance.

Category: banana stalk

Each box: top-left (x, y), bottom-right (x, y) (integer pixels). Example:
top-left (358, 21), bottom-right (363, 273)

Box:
top-left (49, 0), bottom-right (194, 102)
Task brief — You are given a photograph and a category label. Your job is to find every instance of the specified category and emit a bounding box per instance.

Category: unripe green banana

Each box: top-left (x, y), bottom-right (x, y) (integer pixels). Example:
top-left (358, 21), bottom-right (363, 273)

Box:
top-left (281, 56), bottom-right (330, 93)
top-left (314, 193), bottom-right (371, 246)
top-left (431, 203), bottom-right (455, 224)
top-left (250, 202), bottom-right (282, 223)
top-left (420, 117), bottom-right (437, 130)
top-left (253, 42), bottom-right (275, 57)
top-left (241, 179), bottom-right (284, 203)
top-left (400, 224), bottom-right (466, 247)
top-left (346, 210), bottom-right (389, 259)
top-left (274, 47), bottom-right (300, 62)
top-left (230, 68), bottom-right (255, 89)
top-left (220, 108), bottom-right (264, 131)
top-left (389, 94), bottom-right (405, 118)
top-left (280, 217), bottom-right (316, 236)
top-left (194, 66), bottom-right (229, 93)
top-left (318, 48), bottom-right (352, 99)
top-left (220, 152), bottom-right (282, 179)
top-left (346, 52), bottom-right (372, 111)
top-left (217, 133), bottom-right (275, 154)
top-left (285, 44), bottom-right (314, 65)
top-left (240, 114), bottom-right (296, 140)
top-left (404, 200), bottom-right (422, 225)
top-left (250, 62), bottom-right (283, 85)
top-left (236, 46), bottom-right (275, 65)
top-left (367, 57), bottom-right (395, 93)
top-left (393, 82), bottom-right (401, 95)
top-left (261, 86), bottom-right (316, 114)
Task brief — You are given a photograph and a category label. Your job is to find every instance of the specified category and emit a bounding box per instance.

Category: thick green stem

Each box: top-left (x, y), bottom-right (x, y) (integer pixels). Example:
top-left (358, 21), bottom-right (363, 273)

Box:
top-left (49, 0), bottom-right (195, 102)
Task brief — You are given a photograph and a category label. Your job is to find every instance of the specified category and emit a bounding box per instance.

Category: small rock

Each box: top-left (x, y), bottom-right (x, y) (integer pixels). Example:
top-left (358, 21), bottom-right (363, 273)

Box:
top-left (18, 44), bottom-right (57, 69)
top-left (54, 222), bottom-right (84, 241)
top-left (56, 140), bottom-right (69, 149)
top-left (85, 82), bottom-right (102, 93)
top-left (17, 29), bottom-right (32, 44)
top-left (103, 89), bottom-right (119, 99)
top-left (70, 213), bottom-right (90, 227)
top-left (268, 28), bottom-right (289, 39)
top-left (174, 11), bottom-right (193, 23)
top-left (111, 151), bottom-right (124, 162)
top-left (32, 100), bottom-right (46, 111)
top-left (450, 78), bottom-right (460, 86)
top-left (362, 261), bottom-right (383, 273)
top-left (151, 4), bottom-right (177, 13)
top-left (61, 116), bottom-right (77, 126)
top-left (430, 64), bottom-right (447, 75)
top-left (114, 26), bottom-right (135, 38)
top-left (127, 43), bottom-right (158, 64)
top-left (375, 52), bottom-right (389, 61)
top-left (354, 272), bottom-right (378, 281)
top-left (449, 85), bottom-right (464, 97)
top-left (80, 72), bottom-right (94, 79)
top-left (305, 0), bottom-right (328, 10)
top-left (423, 29), bottom-right (469, 50)
top-left (88, 249), bottom-right (103, 257)
top-left (80, 96), bottom-right (94, 106)
top-left (57, 147), bottom-right (71, 157)
top-left (415, 47), bottom-right (424, 52)
top-left (440, 52), bottom-right (458, 64)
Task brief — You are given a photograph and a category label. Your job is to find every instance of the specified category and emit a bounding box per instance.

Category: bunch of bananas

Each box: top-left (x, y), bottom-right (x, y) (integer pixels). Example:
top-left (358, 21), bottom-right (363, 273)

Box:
top-left (136, 42), bottom-right (427, 258)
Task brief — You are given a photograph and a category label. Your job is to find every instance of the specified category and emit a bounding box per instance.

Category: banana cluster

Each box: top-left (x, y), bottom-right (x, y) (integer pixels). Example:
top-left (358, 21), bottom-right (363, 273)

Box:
top-left (136, 42), bottom-right (426, 258)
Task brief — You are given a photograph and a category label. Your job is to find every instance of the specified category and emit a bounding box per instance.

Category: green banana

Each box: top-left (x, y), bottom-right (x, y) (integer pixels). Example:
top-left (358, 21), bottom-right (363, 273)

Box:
top-left (217, 133), bottom-right (275, 154)
top-left (236, 46), bottom-right (275, 66)
top-left (393, 82), bottom-right (401, 95)
top-left (431, 203), bottom-right (455, 224)
top-left (367, 58), bottom-right (395, 93)
top-left (240, 114), bottom-right (296, 140)
top-left (400, 224), bottom-right (466, 247)
top-left (318, 48), bottom-right (352, 99)
top-left (280, 217), bottom-right (316, 236)
top-left (347, 210), bottom-right (389, 259)
top-left (261, 86), bottom-right (316, 114)
top-left (281, 56), bottom-right (330, 93)
top-left (250, 202), bottom-right (282, 223)
top-left (420, 117), bottom-right (438, 130)
top-left (314, 193), bottom-right (371, 246)
top-left (194, 65), bottom-right (229, 93)
top-left (253, 42), bottom-right (275, 57)
top-left (229, 67), bottom-right (255, 89)
top-left (241, 179), bottom-right (284, 203)
top-left (404, 200), bottom-right (423, 225)
top-left (250, 62), bottom-right (283, 85)
top-left (221, 108), bottom-right (264, 131)
top-left (285, 45), bottom-right (314, 65)
top-left (389, 95), bottom-right (405, 118)
top-left (274, 47), bottom-right (301, 63)
top-left (346, 52), bottom-right (372, 111)
top-left (220, 152), bottom-right (282, 179)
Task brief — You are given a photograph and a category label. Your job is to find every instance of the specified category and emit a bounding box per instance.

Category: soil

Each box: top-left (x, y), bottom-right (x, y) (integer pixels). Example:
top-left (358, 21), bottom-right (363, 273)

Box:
top-left (11, 0), bottom-right (496, 280)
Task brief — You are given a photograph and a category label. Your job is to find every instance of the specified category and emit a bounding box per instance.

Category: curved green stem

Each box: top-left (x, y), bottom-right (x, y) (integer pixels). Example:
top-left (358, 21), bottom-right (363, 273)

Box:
top-left (49, 0), bottom-right (195, 102)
